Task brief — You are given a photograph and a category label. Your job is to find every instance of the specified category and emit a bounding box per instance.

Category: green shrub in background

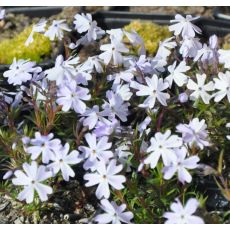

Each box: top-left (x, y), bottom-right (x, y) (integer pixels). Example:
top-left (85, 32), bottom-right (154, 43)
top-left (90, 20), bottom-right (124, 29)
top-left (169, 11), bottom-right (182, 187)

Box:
top-left (0, 26), bottom-right (52, 64)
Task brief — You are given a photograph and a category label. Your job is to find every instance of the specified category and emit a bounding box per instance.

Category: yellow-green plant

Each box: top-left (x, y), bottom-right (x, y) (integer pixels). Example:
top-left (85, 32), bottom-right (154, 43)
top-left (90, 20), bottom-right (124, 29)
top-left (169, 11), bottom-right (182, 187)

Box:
top-left (0, 26), bottom-right (52, 64)
top-left (124, 20), bottom-right (171, 55)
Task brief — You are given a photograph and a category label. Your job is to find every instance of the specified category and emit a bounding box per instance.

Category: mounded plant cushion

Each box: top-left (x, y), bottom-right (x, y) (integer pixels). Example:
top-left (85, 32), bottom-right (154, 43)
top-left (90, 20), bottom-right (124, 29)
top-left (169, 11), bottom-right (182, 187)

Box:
top-left (124, 20), bottom-right (171, 55)
top-left (0, 26), bottom-right (52, 64)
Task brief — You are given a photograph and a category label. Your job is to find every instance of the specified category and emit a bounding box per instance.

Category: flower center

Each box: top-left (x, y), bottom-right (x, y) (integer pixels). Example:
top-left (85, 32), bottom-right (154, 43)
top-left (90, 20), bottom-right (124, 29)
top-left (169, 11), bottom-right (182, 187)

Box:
top-left (102, 175), bottom-right (107, 180)
top-left (31, 180), bottom-right (35, 184)
top-left (92, 150), bottom-right (96, 155)
top-left (59, 159), bottom-right (64, 163)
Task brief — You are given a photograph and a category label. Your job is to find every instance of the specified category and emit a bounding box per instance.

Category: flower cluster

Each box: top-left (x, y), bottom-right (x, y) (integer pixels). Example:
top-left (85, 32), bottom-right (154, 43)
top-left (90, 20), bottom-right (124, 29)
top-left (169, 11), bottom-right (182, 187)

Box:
top-left (3, 10), bottom-right (230, 224)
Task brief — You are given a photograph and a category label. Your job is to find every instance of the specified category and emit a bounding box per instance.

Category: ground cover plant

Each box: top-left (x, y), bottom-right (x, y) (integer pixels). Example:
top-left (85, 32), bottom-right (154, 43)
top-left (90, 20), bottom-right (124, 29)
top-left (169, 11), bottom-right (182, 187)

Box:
top-left (0, 8), bottom-right (230, 224)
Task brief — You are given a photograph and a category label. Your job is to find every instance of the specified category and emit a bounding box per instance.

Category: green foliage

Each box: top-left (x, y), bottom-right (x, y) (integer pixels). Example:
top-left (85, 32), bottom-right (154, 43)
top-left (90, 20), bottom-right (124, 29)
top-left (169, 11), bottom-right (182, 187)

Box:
top-left (0, 26), bottom-right (52, 64)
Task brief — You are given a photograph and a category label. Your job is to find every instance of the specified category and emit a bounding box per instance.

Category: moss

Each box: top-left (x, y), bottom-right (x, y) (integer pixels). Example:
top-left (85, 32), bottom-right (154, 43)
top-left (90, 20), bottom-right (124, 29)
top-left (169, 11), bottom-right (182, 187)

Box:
top-left (0, 26), bottom-right (52, 64)
top-left (124, 20), bottom-right (171, 55)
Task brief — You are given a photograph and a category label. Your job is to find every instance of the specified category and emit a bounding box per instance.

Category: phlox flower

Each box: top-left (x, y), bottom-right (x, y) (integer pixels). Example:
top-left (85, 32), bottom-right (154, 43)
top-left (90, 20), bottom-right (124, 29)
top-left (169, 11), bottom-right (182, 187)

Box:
top-left (99, 37), bottom-right (129, 65)
top-left (218, 49), bottom-right (230, 69)
top-left (124, 30), bottom-right (146, 55)
top-left (47, 143), bottom-right (82, 181)
top-left (102, 90), bottom-right (129, 122)
top-left (74, 13), bottom-right (105, 43)
top-left (93, 118), bottom-right (121, 137)
top-left (165, 61), bottom-right (190, 87)
top-left (130, 74), bottom-right (170, 109)
top-left (26, 132), bottom-right (61, 164)
top-left (169, 14), bottom-right (201, 38)
top-left (156, 37), bottom-right (177, 59)
top-left (129, 55), bottom-right (152, 75)
top-left (194, 35), bottom-right (219, 64)
top-left (162, 147), bottom-right (200, 184)
top-left (112, 83), bottom-right (133, 101)
top-left (213, 71), bottom-right (230, 102)
top-left (79, 56), bottom-right (104, 73)
top-left (107, 29), bottom-right (124, 41)
top-left (82, 105), bottom-right (111, 130)
top-left (138, 116), bottom-right (151, 136)
top-left (12, 161), bottom-right (53, 203)
top-left (176, 118), bottom-right (210, 150)
top-left (25, 19), bottom-right (47, 46)
top-left (163, 198), bottom-right (204, 224)
top-left (144, 130), bottom-right (183, 169)
top-left (179, 36), bottom-right (202, 58)
top-left (150, 56), bottom-right (167, 75)
top-left (94, 199), bottom-right (133, 224)
top-left (56, 79), bottom-right (91, 114)
top-left (45, 55), bottom-right (79, 85)
top-left (107, 71), bottom-right (134, 85)
top-left (3, 58), bottom-right (42, 86)
top-left (84, 159), bottom-right (126, 199)
top-left (45, 19), bottom-right (71, 41)
top-left (79, 133), bottom-right (113, 170)
top-left (187, 73), bottom-right (214, 104)
top-left (114, 143), bottom-right (132, 172)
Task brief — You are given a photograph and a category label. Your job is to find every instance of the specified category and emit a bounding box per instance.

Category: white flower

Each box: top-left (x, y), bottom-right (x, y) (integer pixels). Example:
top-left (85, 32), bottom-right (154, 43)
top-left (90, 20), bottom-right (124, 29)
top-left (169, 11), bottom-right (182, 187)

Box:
top-left (124, 30), bottom-right (146, 55)
top-left (3, 58), bottom-right (42, 86)
top-left (45, 20), bottom-right (71, 41)
top-left (163, 198), bottom-right (204, 224)
top-left (26, 132), bottom-right (61, 164)
top-left (162, 147), bottom-right (200, 184)
top-left (218, 49), bottom-right (230, 69)
top-left (79, 133), bottom-right (113, 170)
top-left (179, 36), bottom-right (202, 58)
top-left (25, 19), bottom-right (47, 46)
top-left (165, 61), bottom-right (190, 87)
top-left (47, 143), bottom-right (81, 181)
top-left (213, 71), bottom-right (230, 102)
top-left (79, 56), bottom-right (103, 73)
top-left (169, 14), bottom-right (201, 38)
top-left (82, 105), bottom-right (111, 130)
top-left (107, 71), bottom-right (134, 85)
top-left (138, 116), bottom-right (151, 136)
top-left (45, 55), bottom-right (79, 85)
top-left (73, 13), bottom-right (105, 44)
top-left (176, 118), bottom-right (210, 150)
top-left (156, 37), bottom-right (177, 59)
top-left (187, 73), bottom-right (214, 104)
top-left (0, 8), bottom-right (5, 20)
top-left (150, 56), bottom-right (167, 74)
top-left (12, 161), bottom-right (53, 203)
top-left (74, 13), bottom-right (93, 33)
top-left (94, 199), bottom-right (133, 224)
top-left (107, 29), bottom-right (124, 41)
top-left (114, 143), bottom-right (132, 172)
top-left (84, 159), bottom-right (126, 199)
top-left (56, 79), bottom-right (91, 114)
top-left (99, 37), bottom-right (129, 65)
top-left (194, 36), bottom-right (218, 64)
top-left (102, 90), bottom-right (129, 122)
top-left (144, 130), bottom-right (183, 169)
top-left (129, 55), bottom-right (152, 75)
top-left (112, 83), bottom-right (133, 101)
top-left (130, 74), bottom-right (170, 109)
